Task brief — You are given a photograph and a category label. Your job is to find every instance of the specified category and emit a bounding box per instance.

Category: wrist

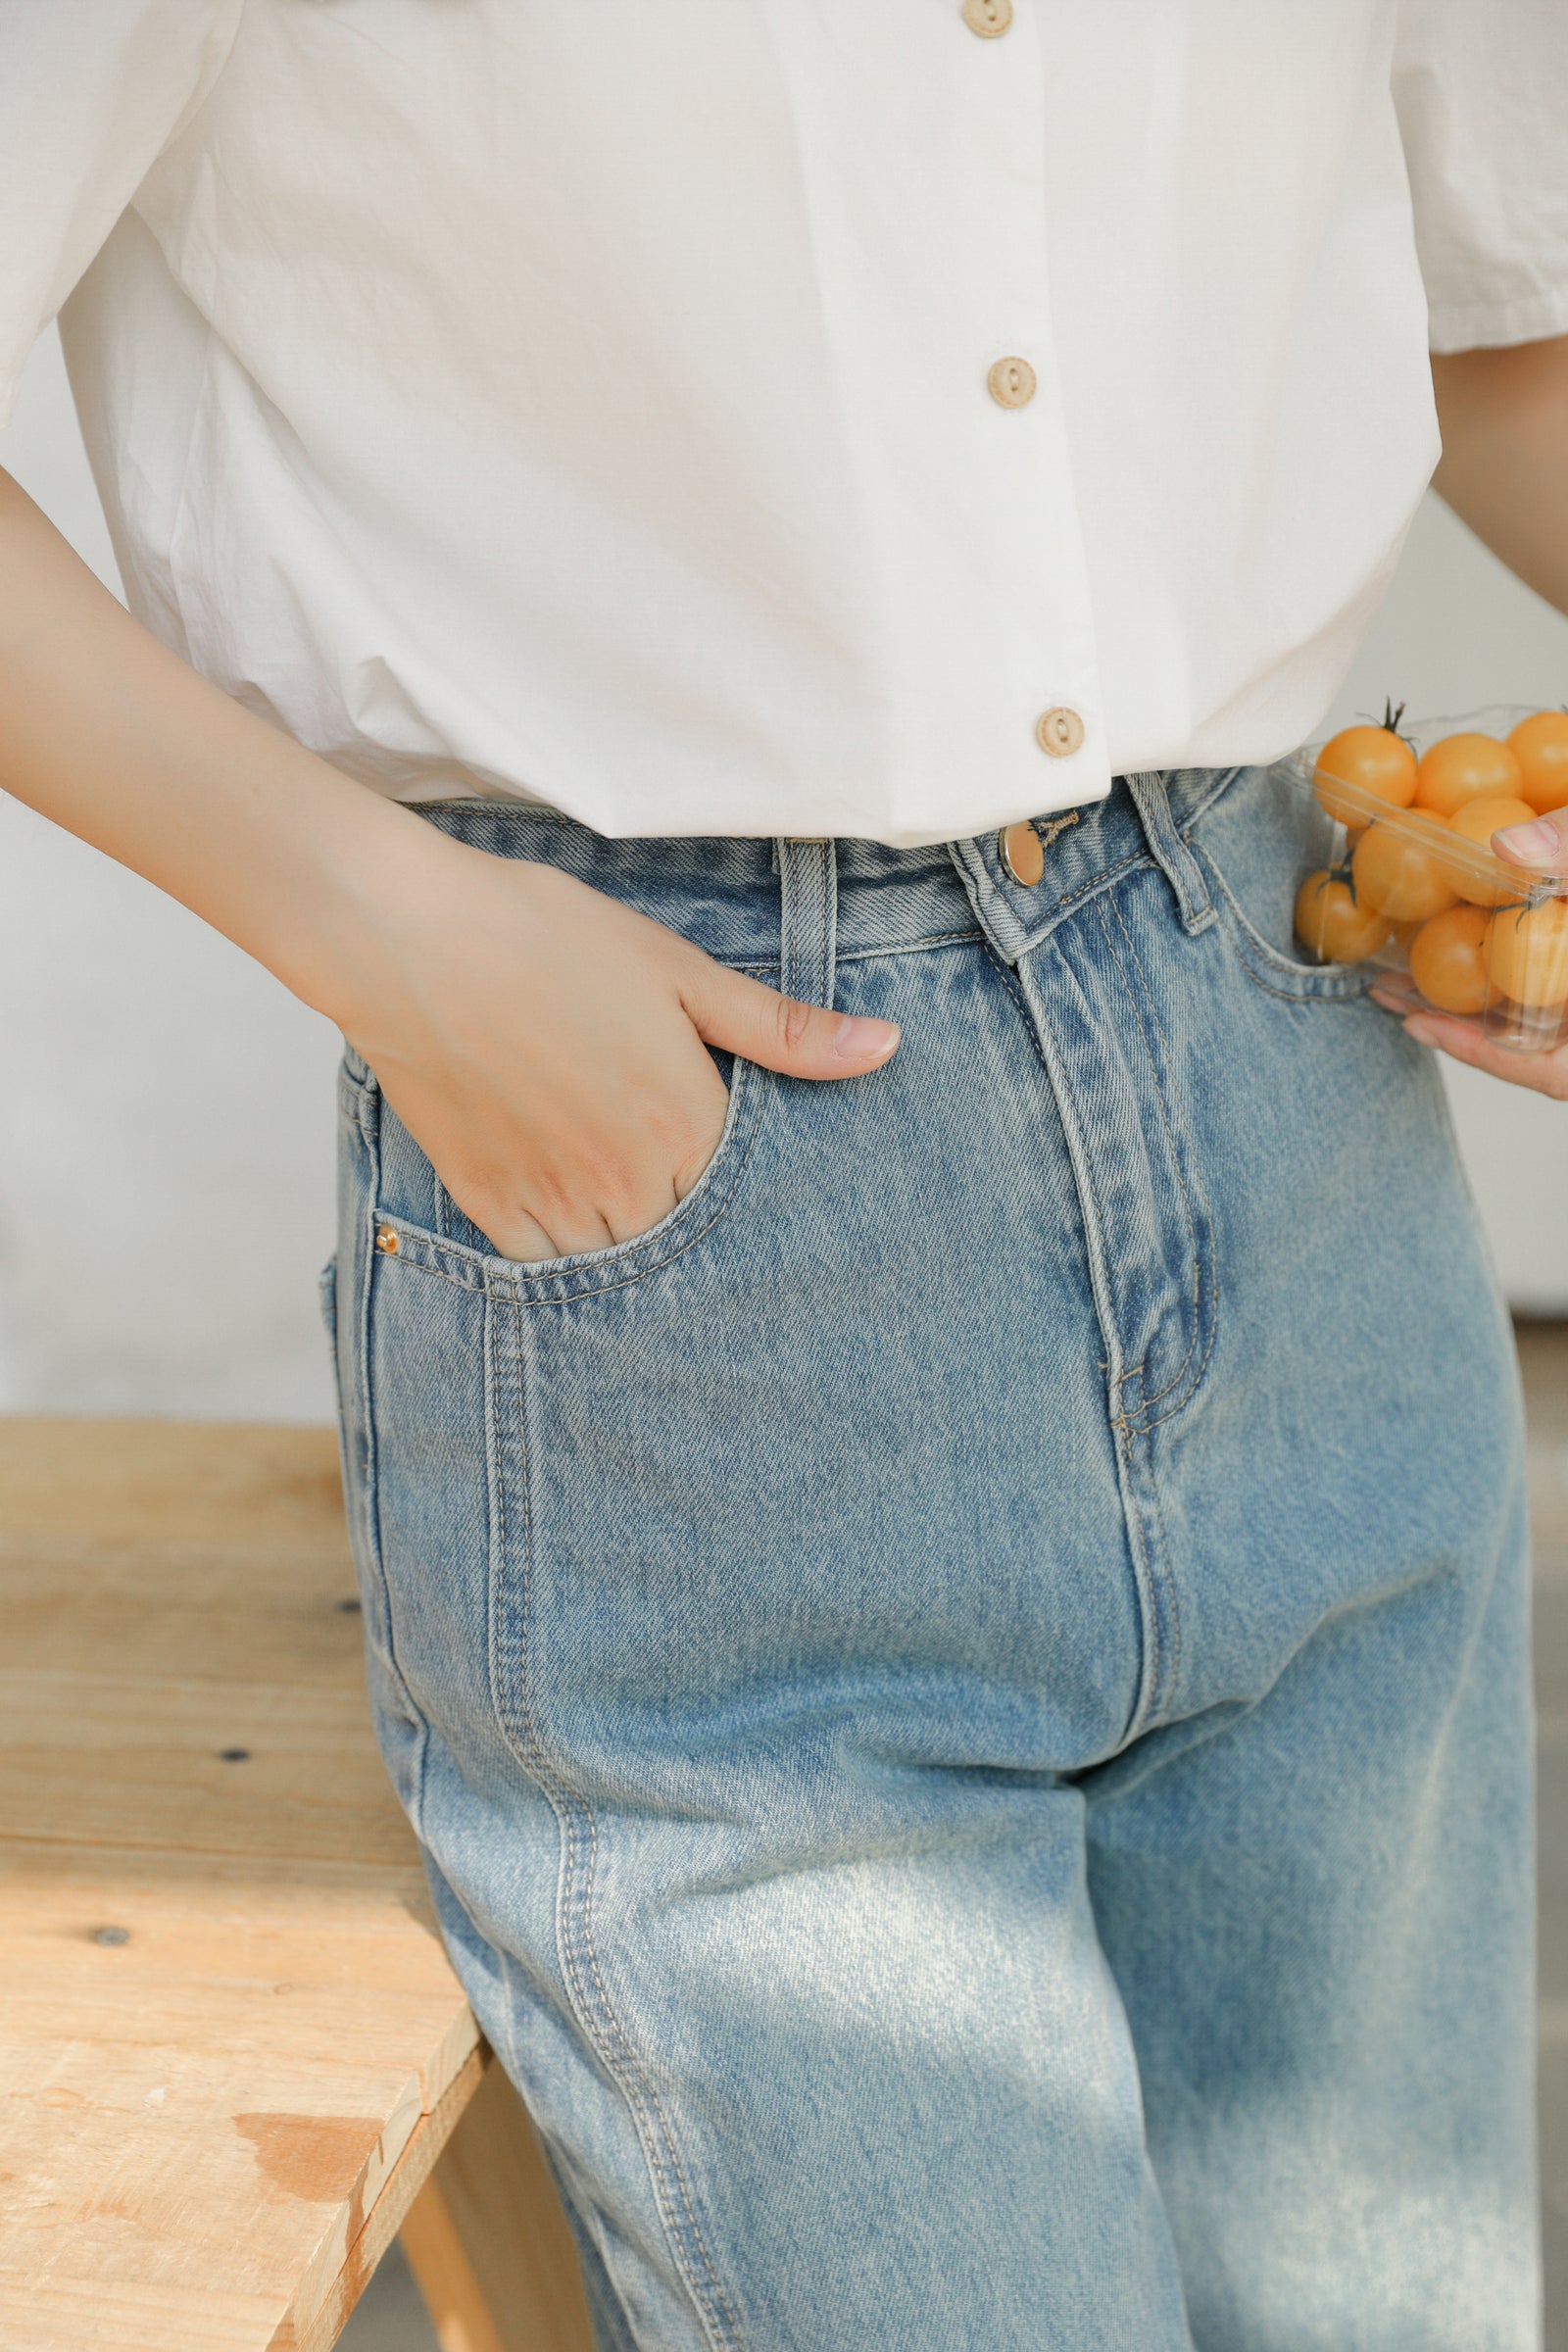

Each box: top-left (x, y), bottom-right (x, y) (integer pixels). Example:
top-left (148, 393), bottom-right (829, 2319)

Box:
top-left (264, 788), bottom-right (462, 1033)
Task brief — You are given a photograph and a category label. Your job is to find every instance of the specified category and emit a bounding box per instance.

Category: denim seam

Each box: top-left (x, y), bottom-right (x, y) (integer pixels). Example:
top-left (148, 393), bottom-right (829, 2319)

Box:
top-left (1174, 762), bottom-right (1248, 835)
top-left (994, 850), bottom-right (1155, 960)
top-left (983, 939), bottom-right (1164, 1736)
top-left (1191, 842), bottom-right (1371, 1004)
top-left (340, 1069), bottom-right (376, 1148)
top-left (1227, 959), bottom-right (1374, 1011)
top-left (576, 1806), bottom-right (747, 2350)
top-left (1117, 1425), bottom-right (1184, 1734)
top-left (1097, 894), bottom-right (1218, 1431)
top-left (493, 1299), bottom-right (744, 2352)
top-left (1111, 1422), bottom-right (1165, 1742)
top-left (373, 1063), bottom-right (768, 1304)
top-left (833, 927), bottom-right (979, 963)
top-left (1094, 901), bottom-right (1201, 1422)
top-left (355, 1086), bottom-right (430, 1827)
top-left (1040, 849), bottom-right (1149, 922)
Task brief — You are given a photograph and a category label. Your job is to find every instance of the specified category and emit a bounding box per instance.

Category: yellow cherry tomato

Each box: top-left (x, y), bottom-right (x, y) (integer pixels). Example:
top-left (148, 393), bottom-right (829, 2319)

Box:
top-left (1312, 718), bottom-right (1418, 828)
top-left (1293, 869), bottom-right (1390, 963)
top-left (1508, 710), bottom-right (1568, 816)
top-left (1351, 812), bottom-right (1459, 924)
top-left (1407, 906), bottom-right (1494, 1016)
top-left (1413, 731), bottom-right (1524, 818)
top-left (1442, 796), bottom-right (1540, 906)
top-left (1486, 897), bottom-right (1568, 1010)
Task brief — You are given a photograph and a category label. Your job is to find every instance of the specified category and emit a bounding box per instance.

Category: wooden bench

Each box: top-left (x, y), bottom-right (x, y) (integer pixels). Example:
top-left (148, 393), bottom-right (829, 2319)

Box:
top-left (0, 1417), bottom-right (594, 2351)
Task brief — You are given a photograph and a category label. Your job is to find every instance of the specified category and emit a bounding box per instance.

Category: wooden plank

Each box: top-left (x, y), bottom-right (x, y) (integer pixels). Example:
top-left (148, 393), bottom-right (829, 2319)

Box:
top-left (0, 1847), bottom-right (481, 2348)
top-left (0, 1423), bottom-right (485, 2350)
top-left (0, 1843), bottom-right (473, 2082)
top-left (399, 2061), bottom-right (593, 2352)
top-left (282, 2047), bottom-right (490, 2352)
top-left (0, 1420), bottom-right (350, 1553)
top-left (0, 1668), bottom-right (414, 1863)
top-left (0, 1544), bottom-right (368, 1688)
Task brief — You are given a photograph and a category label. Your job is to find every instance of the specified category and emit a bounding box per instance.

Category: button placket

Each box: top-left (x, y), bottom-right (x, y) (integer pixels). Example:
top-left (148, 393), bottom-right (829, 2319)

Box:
top-left (955, 0), bottom-right (1107, 816)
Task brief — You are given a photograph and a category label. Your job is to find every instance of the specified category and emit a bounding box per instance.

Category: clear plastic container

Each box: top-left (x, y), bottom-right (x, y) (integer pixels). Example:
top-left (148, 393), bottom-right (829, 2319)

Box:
top-left (1280, 702), bottom-right (1568, 1054)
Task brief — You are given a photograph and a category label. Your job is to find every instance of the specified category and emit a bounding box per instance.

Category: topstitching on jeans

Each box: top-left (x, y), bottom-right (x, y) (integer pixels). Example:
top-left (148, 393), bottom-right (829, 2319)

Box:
top-left (986, 936), bottom-right (1169, 1742)
top-left (352, 1086), bottom-right (432, 1830)
top-left (1190, 841), bottom-right (1372, 1004)
top-left (491, 1298), bottom-right (747, 2352)
top-left (370, 1058), bottom-right (768, 1303)
top-left (1094, 892), bottom-right (1217, 1432)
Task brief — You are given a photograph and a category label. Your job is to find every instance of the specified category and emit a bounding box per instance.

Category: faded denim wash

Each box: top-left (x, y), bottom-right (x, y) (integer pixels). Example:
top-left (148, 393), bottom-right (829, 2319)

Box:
top-left (325, 766), bottom-right (1538, 2351)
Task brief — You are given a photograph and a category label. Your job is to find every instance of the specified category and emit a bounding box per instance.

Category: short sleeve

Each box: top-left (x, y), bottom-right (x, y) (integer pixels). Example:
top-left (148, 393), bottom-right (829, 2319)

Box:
top-left (1395, 0), bottom-right (1568, 353)
top-left (0, 0), bottom-right (243, 426)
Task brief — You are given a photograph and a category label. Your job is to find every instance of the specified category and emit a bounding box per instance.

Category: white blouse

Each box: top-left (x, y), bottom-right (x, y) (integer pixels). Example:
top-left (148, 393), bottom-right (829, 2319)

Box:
top-left (3, 2), bottom-right (1567, 847)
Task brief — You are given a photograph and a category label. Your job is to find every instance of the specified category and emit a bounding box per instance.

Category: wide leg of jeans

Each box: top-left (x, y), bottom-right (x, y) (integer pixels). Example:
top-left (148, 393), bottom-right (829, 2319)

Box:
top-left (1050, 823), bottom-right (1539, 2347)
top-left (329, 778), bottom-right (1536, 2352)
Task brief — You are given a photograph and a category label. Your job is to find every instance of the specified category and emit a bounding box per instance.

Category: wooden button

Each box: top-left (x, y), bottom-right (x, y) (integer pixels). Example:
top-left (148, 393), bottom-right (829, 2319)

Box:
top-left (963, 0), bottom-right (1014, 33)
top-left (999, 820), bottom-right (1045, 887)
top-left (987, 356), bottom-right (1036, 410)
top-left (1036, 708), bottom-right (1086, 759)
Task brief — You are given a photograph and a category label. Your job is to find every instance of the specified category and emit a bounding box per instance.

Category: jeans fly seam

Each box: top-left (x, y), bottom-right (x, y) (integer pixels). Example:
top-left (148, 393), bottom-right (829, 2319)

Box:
top-left (987, 939), bottom-right (1164, 1736)
top-left (1098, 894), bottom-right (1206, 1418)
top-left (1120, 1425), bottom-right (1184, 1726)
top-left (1110, 1422), bottom-right (1169, 1740)
top-left (1098, 894), bottom-right (1217, 1426)
top-left (997, 848), bottom-right (1155, 958)
top-left (493, 1298), bottom-right (743, 2352)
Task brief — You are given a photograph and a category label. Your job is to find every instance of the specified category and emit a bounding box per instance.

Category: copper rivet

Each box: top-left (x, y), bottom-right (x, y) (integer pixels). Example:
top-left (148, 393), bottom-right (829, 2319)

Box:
top-left (1000, 820), bottom-right (1046, 888)
top-left (1036, 707), bottom-right (1086, 759)
top-left (987, 356), bottom-right (1036, 410)
top-left (374, 1225), bottom-right (399, 1255)
top-left (963, 0), bottom-right (1014, 34)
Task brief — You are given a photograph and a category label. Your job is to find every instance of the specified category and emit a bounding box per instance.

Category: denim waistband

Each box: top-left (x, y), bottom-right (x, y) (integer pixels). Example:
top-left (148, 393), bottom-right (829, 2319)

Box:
top-left (416, 766), bottom-right (1242, 979)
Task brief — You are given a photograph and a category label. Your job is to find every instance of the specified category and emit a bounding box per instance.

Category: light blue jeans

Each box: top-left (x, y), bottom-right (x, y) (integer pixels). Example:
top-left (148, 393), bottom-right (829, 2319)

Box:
top-left (326, 766), bottom-right (1538, 2350)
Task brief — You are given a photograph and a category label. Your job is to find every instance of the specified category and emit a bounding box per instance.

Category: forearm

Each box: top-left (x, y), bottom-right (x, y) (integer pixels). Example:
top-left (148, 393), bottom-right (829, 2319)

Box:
top-left (0, 466), bottom-right (438, 1025)
top-left (1431, 334), bottom-right (1568, 616)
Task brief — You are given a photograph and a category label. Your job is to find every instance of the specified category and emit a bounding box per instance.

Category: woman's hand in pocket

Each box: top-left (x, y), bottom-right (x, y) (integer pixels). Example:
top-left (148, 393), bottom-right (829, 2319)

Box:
top-left (332, 828), bottom-right (900, 1261)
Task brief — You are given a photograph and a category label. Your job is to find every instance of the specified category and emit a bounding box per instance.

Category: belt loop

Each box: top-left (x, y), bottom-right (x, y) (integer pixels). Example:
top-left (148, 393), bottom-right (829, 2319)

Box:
top-left (776, 838), bottom-right (838, 1008)
top-left (1125, 771), bottom-right (1215, 936)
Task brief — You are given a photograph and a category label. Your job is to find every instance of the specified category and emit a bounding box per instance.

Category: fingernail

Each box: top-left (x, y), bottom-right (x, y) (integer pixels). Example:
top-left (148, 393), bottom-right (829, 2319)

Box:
top-left (1495, 816), bottom-right (1561, 865)
top-left (832, 1015), bottom-right (900, 1061)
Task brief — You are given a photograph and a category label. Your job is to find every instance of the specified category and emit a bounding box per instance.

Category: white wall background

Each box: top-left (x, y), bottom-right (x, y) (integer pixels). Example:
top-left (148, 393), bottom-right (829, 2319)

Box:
top-left (1, 325), bottom-right (1566, 1423)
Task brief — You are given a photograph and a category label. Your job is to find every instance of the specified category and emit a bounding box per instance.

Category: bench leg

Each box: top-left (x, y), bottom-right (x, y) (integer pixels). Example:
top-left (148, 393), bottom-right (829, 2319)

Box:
top-left (399, 2057), bottom-right (595, 2352)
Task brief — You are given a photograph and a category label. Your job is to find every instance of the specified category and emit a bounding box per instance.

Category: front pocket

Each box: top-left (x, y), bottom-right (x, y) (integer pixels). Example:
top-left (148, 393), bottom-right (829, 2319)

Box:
top-left (1187, 766), bottom-right (1371, 1005)
top-left (371, 1052), bottom-right (769, 1304)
